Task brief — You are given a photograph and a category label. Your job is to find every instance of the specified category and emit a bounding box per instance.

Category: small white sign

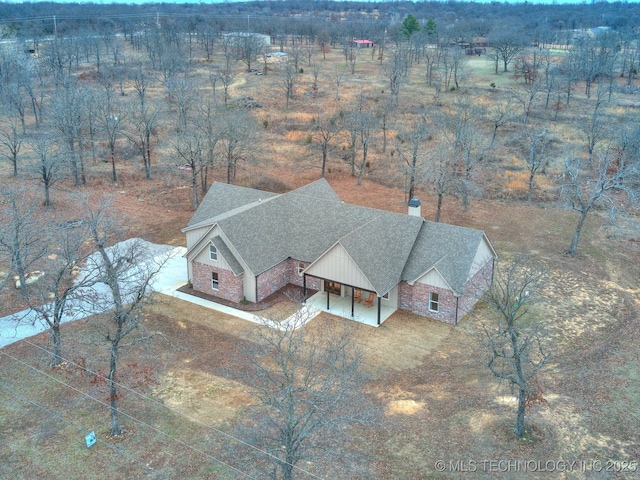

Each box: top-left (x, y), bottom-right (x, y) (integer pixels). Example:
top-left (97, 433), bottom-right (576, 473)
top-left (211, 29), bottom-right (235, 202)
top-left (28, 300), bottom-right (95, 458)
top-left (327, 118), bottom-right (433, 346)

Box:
top-left (85, 431), bottom-right (96, 448)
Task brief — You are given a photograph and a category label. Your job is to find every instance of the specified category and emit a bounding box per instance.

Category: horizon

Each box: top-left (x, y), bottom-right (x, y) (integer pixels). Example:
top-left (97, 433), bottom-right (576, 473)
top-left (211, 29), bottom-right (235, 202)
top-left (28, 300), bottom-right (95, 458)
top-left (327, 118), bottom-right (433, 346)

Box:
top-left (2, 0), bottom-right (637, 5)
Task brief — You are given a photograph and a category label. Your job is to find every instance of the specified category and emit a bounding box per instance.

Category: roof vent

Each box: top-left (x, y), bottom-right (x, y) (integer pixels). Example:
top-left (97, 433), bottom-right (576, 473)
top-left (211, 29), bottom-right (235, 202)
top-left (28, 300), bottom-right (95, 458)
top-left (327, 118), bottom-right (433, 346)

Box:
top-left (408, 198), bottom-right (421, 217)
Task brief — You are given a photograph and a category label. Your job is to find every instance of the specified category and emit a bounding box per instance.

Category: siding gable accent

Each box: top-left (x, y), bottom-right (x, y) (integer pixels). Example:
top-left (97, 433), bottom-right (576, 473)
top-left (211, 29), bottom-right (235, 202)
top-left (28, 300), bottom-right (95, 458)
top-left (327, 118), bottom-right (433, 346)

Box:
top-left (304, 242), bottom-right (376, 292)
top-left (413, 266), bottom-right (455, 293)
top-left (185, 223), bottom-right (218, 260)
top-left (211, 236), bottom-right (244, 276)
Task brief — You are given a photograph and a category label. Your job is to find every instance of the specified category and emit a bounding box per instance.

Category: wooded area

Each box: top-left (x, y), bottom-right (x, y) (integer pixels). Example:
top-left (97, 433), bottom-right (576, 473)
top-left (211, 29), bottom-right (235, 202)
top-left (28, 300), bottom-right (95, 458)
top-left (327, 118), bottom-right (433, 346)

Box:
top-left (0, 1), bottom-right (639, 478)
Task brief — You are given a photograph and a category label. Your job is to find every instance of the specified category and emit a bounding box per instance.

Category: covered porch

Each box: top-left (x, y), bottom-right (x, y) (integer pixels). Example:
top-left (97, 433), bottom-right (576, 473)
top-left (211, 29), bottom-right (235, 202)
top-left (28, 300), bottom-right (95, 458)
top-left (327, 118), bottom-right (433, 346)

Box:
top-left (304, 289), bottom-right (396, 327)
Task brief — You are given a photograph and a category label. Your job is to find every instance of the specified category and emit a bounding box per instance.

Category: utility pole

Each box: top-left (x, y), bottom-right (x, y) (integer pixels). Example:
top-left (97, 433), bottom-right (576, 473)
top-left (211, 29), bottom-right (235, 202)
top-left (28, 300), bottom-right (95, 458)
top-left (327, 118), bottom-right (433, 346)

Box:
top-left (53, 15), bottom-right (57, 35)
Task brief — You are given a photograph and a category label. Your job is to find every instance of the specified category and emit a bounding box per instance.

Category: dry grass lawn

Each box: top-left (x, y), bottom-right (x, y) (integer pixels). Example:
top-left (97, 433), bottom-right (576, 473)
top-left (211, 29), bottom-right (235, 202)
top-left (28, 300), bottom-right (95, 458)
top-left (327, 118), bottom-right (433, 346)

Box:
top-left (1, 34), bottom-right (639, 480)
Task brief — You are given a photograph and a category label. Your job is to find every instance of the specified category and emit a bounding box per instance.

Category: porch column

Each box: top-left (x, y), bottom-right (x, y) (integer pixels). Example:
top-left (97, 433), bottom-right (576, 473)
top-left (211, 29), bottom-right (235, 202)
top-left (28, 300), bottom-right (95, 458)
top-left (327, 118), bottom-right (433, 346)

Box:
top-left (351, 288), bottom-right (355, 317)
top-left (377, 296), bottom-right (381, 325)
top-left (303, 274), bottom-right (307, 303)
top-left (326, 285), bottom-right (330, 310)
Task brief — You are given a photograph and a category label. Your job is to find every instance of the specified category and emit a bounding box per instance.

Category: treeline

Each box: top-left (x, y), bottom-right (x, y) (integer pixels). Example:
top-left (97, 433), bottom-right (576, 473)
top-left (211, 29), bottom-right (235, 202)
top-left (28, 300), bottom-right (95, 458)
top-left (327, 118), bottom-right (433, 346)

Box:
top-left (1, 1), bottom-right (639, 39)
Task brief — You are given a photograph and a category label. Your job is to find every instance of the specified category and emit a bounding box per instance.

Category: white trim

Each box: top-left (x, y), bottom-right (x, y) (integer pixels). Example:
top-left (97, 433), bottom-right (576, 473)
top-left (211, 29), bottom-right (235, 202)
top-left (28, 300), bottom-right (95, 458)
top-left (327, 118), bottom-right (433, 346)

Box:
top-left (429, 292), bottom-right (439, 312)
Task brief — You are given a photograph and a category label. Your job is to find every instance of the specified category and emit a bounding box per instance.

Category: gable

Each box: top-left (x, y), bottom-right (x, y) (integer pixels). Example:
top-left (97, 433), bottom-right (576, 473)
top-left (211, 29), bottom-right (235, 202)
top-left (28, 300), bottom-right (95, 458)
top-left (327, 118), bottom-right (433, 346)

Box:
top-left (468, 235), bottom-right (495, 279)
top-left (304, 242), bottom-right (375, 292)
top-left (414, 267), bottom-right (453, 290)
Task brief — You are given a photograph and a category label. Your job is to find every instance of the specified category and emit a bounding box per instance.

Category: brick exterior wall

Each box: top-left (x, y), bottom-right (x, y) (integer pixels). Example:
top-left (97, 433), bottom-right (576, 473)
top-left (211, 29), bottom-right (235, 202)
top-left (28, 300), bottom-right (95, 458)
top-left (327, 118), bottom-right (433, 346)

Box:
top-left (455, 258), bottom-right (494, 319)
top-left (256, 259), bottom-right (321, 301)
top-left (398, 258), bottom-right (494, 324)
top-left (288, 260), bottom-right (321, 291)
top-left (192, 261), bottom-right (244, 303)
top-left (256, 260), bottom-right (291, 302)
top-left (398, 281), bottom-right (458, 324)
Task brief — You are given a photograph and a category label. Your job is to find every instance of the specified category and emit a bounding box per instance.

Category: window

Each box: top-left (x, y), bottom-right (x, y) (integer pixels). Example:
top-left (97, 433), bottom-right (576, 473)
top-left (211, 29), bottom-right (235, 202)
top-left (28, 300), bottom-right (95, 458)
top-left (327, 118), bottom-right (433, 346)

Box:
top-left (211, 272), bottom-right (219, 290)
top-left (429, 292), bottom-right (439, 312)
top-left (297, 262), bottom-right (305, 275)
top-left (209, 244), bottom-right (218, 261)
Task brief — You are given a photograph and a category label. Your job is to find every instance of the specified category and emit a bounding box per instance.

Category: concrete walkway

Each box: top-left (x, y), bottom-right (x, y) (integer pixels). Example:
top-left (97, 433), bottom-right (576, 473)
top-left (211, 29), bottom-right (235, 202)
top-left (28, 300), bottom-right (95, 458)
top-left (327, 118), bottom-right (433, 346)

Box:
top-left (0, 242), bottom-right (321, 349)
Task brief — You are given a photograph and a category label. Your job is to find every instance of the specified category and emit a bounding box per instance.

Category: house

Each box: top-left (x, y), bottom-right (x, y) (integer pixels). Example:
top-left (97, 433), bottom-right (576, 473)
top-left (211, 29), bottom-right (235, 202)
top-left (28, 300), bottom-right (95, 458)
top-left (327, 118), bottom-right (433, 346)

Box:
top-left (182, 179), bottom-right (496, 326)
top-left (353, 39), bottom-right (374, 48)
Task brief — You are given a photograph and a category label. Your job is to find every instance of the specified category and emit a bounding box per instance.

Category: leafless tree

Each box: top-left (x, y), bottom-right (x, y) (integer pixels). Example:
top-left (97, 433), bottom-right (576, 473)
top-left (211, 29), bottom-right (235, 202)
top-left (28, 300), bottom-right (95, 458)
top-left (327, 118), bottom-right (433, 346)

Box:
top-left (580, 86), bottom-right (609, 164)
top-left (435, 96), bottom-right (487, 209)
top-left (481, 256), bottom-right (549, 438)
top-left (313, 113), bottom-right (340, 178)
top-left (488, 100), bottom-right (512, 151)
top-left (340, 37), bottom-right (355, 70)
top-left (29, 135), bottom-right (61, 207)
top-left (212, 41), bottom-right (236, 106)
top-left (127, 104), bottom-right (159, 181)
top-left (23, 215), bottom-right (97, 366)
top-left (424, 43), bottom-right (443, 86)
top-left (49, 80), bottom-right (86, 186)
top-left (288, 42), bottom-right (304, 73)
top-left (488, 29), bottom-right (527, 74)
top-left (84, 198), bottom-right (170, 436)
top-left (562, 130), bottom-right (640, 256)
top-left (384, 42), bottom-right (410, 106)
top-left (130, 62), bottom-right (153, 112)
top-left (0, 114), bottom-right (23, 177)
top-left (279, 58), bottom-right (299, 111)
top-left (317, 30), bottom-right (330, 60)
top-left (174, 126), bottom-right (206, 211)
top-left (333, 65), bottom-right (347, 101)
top-left (396, 115), bottom-right (429, 201)
top-left (96, 89), bottom-right (126, 183)
top-left (509, 78), bottom-right (543, 125)
top-left (305, 41), bottom-right (315, 67)
top-left (620, 29), bottom-right (640, 87)
top-left (439, 45), bottom-right (466, 91)
top-left (0, 187), bottom-right (48, 298)
top-left (425, 141), bottom-right (461, 222)
top-left (166, 74), bottom-right (197, 132)
top-left (233, 308), bottom-right (369, 480)
top-left (216, 108), bottom-right (259, 184)
top-left (311, 63), bottom-right (321, 98)
top-left (519, 129), bottom-right (551, 202)
top-left (234, 33), bottom-right (265, 72)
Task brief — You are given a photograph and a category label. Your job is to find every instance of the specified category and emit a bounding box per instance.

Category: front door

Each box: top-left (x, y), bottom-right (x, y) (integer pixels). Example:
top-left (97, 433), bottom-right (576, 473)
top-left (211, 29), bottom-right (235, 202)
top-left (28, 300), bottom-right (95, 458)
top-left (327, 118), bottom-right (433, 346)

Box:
top-left (324, 281), bottom-right (341, 296)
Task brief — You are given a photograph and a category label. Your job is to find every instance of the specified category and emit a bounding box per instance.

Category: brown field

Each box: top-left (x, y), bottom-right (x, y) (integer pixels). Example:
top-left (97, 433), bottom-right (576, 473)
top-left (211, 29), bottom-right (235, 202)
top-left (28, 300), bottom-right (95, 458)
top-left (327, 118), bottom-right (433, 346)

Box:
top-left (1, 34), bottom-right (639, 479)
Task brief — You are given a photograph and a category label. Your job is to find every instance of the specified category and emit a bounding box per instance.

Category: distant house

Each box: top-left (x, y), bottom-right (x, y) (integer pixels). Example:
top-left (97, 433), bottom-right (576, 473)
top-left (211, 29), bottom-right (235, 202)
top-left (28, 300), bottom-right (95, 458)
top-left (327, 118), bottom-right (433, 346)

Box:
top-left (353, 39), bottom-right (374, 48)
top-left (222, 32), bottom-right (271, 47)
top-left (182, 180), bottom-right (496, 326)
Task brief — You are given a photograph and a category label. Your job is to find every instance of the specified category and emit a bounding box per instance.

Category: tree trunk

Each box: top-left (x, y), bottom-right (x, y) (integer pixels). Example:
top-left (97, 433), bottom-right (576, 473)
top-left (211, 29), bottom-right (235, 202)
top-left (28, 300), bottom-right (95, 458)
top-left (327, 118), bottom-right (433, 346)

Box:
top-left (191, 169), bottom-right (199, 211)
top-left (44, 181), bottom-right (51, 206)
top-left (321, 148), bottom-right (327, 178)
top-left (515, 387), bottom-right (526, 437)
top-left (144, 137), bottom-right (152, 180)
top-left (111, 147), bottom-right (117, 183)
top-left (567, 209), bottom-right (589, 256)
top-left (109, 340), bottom-right (121, 436)
top-left (51, 324), bottom-right (62, 366)
top-left (435, 193), bottom-right (443, 222)
top-left (528, 171), bottom-right (535, 202)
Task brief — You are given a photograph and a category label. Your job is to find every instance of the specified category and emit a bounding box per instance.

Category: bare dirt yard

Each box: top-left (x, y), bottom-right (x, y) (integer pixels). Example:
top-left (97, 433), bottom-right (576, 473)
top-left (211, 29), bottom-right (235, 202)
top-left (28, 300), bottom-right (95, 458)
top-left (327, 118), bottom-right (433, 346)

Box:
top-left (1, 165), bottom-right (639, 479)
top-left (1, 36), bottom-right (639, 480)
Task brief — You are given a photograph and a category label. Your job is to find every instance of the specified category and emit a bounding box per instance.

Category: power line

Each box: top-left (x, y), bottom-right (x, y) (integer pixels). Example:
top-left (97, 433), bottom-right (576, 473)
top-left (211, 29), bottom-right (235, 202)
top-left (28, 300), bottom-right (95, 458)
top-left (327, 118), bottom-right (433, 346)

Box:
top-left (0, 380), bottom-right (170, 480)
top-left (0, 350), bottom-right (258, 480)
top-left (19, 338), bottom-right (326, 480)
